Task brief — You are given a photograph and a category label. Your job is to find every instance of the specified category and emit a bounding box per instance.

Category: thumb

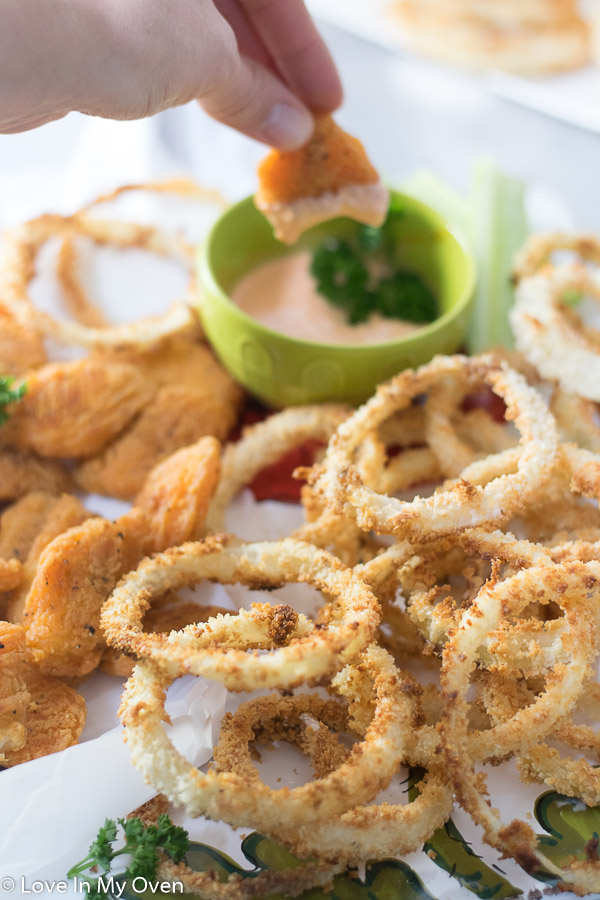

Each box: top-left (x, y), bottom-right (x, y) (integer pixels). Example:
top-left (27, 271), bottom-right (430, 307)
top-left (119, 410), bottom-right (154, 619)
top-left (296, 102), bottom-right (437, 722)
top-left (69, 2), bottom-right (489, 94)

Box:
top-left (199, 50), bottom-right (314, 150)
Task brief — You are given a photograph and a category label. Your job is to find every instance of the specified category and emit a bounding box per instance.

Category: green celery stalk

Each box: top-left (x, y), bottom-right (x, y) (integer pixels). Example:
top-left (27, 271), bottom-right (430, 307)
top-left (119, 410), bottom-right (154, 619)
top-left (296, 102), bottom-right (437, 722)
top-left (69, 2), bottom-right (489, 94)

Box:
top-left (466, 159), bottom-right (528, 353)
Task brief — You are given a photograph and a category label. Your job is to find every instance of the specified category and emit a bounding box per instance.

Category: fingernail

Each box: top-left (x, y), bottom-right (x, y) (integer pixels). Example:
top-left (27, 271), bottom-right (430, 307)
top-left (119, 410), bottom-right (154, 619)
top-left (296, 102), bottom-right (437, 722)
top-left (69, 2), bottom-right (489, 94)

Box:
top-left (261, 104), bottom-right (313, 149)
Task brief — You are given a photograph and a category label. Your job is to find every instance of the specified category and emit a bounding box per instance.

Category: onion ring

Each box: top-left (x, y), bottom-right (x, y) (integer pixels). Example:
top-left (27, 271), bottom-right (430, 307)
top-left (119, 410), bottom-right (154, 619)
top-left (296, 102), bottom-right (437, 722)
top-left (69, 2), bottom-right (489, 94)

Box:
top-left (119, 645), bottom-right (406, 833)
top-left (206, 405), bottom-right (350, 534)
top-left (101, 536), bottom-right (381, 690)
top-left (439, 563), bottom-right (600, 893)
top-left (0, 213), bottom-right (197, 349)
top-left (511, 234), bottom-right (600, 400)
top-left (314, 354), bottom-right (558, 540)
top-left (213, 677), bottom-right (453, 864)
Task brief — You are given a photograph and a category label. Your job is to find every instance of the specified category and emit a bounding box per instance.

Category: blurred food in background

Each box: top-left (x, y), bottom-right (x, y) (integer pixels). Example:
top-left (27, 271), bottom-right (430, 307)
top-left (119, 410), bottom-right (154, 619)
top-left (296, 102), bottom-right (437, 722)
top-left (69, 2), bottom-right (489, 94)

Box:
top-left (391, 0), bottom-right (591, 74)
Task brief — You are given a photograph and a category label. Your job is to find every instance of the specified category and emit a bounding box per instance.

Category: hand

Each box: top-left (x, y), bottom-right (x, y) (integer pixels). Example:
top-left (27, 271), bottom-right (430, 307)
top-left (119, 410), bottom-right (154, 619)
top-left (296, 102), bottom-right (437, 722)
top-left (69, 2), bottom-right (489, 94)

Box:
top-left (0, 0), bottom-right (343, 149)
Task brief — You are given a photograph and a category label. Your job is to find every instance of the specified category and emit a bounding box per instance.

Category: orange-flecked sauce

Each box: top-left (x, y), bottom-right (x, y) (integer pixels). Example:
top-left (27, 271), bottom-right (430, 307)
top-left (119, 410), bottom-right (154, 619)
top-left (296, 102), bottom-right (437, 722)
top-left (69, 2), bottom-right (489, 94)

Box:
top-left (231, 251), bottom-right (420, 345)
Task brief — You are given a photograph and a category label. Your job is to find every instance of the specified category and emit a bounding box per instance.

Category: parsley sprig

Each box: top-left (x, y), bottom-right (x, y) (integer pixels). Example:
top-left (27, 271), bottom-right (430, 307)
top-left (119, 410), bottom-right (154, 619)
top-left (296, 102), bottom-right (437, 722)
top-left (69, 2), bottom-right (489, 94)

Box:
top-left (0, 375), bottom-right (26, 425)
top-left (310, 197), bottom-right (437, 327)
top-left (67, 814), bottom-right (189, 899)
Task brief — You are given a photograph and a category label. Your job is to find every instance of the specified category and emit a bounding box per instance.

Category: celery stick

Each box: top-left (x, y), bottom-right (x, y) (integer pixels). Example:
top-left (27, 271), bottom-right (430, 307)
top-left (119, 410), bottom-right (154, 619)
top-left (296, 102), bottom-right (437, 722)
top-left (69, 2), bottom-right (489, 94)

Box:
top-left (466, 159), bottom-right (528, 353)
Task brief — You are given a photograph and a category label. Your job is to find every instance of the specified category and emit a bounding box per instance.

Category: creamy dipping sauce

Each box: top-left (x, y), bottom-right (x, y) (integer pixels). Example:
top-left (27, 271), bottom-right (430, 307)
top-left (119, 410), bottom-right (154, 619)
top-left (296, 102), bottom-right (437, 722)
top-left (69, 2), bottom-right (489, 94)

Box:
top-left (231, 251), bottom-right (421, 345)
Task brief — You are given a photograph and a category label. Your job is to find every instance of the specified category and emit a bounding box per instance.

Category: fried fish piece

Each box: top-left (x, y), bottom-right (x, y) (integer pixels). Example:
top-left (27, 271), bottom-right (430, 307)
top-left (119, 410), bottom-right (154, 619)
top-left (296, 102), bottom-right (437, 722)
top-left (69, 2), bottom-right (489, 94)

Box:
top-left (0, 448), bottom-right (72, 500)
top-left (0, 311), bottom-right (47, 376)
top-left (134, 435), bottom-right (221, 553)
top-left (0, 622), bottom-right (30, 761)
top-left (3, 492), bottom-right (90, 624)
top-left (2, 358), bottom-right (153, 458)
top-left (255, 114), bottom-right (389, 244)
top-left (76, 383), bottom-right (238, 499)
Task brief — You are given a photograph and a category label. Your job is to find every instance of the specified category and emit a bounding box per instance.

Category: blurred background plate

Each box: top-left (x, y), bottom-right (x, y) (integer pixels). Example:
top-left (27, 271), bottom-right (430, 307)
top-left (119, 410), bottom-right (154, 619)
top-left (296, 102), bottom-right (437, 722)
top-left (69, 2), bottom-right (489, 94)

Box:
top-left (307, 0), bottom-right (600, 134)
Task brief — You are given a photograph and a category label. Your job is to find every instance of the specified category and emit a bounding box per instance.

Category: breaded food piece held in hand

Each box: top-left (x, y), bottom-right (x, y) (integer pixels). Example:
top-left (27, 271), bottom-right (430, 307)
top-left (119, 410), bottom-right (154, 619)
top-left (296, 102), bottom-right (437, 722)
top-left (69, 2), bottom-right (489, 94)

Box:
top-left (256, 115), bottom-right (389, 244)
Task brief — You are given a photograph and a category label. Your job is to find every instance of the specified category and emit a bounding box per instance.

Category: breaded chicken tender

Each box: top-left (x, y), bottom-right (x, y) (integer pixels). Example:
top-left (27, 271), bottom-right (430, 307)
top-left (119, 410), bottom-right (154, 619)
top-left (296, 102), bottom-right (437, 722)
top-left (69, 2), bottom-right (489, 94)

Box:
top-left (0, 622), bottom-right (85, 766)
top-left (134, 435), bottom-right (221, 553)
top-left (0, 559), bottom-right (23, 593)
top-left (96, 336), bottom-right (240, 394)
top-left (75, 341), bottom-right (241, 499)
top-left (76, 386), bottom-right (237, 499)
top-left (0, 448), bottom-right (72, 500)
top-left (24, 437), bottom-right (222, 677)
top-left (0, 622), bottom-right (30, 761)
top-left (2, 673), bottom-right (86, 766)
top-left (2, 358), bottom-right (153, 458)
top-left (0, 492), bottom-right (80, 562)
top-left (255, 115), bottom-right (389, 244)
top-left (23, 518), bottom-right (129, 676)
top-left (0, 311), bottom-right (47, 376)
top-left (3, 492), bottom-right (90, 624)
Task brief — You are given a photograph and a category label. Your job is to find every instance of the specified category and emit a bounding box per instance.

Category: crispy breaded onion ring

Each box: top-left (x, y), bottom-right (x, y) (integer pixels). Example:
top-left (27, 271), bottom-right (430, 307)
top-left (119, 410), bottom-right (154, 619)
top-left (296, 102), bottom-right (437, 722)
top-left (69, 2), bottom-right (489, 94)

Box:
top-left (315, 354), bottom-right (558, 539)
top-left (480, 672), bottom-right (600, 808)
top-left (511, 234), bottom-right (600, 400)
top-left (441, 563), bottom-right (599, 764)
top-left (119, 645), bottom-right (406, 833)
top-left (205, 404), bottom-right (380, 566)
top-left (80, 178), bottom-right (227, 213)
top-left (440, 563), bottom-right (600, 894)
top-left (101, 537), bottom-right (380, 691)
top-left (206, 405), bottom-right (350, 533)
top-left (0, 213), bottom-right (196, 349)
top-left (158, 856), bottom-right (343, 900)
top-left (213, 682), bottom-right (453, 864)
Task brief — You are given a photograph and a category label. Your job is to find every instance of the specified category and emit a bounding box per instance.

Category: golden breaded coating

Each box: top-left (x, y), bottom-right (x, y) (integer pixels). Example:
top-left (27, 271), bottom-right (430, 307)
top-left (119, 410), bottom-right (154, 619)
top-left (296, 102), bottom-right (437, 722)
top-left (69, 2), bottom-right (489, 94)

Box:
top-left (2, 673), bottom-right (86, 766)
top-left (0, 492), bottom-right (74, 561)
top-left (257, 115), bottom-right (380, 205)
top-left (100, 601), bottom-right (230, 677)
top-left (3, 493), bottom-right (90, 624)
top-left (76, 339), bottom-right (242, 499)
top-left (0, 622), bottom-right (30, 762)
top-left (96, 336), bottom-right (242, 396)
top-left (23, 518), bottom-right (128, 677)
top-left (0, 448), bottom-right (72, 500)
top-left (23, 436), bottom-right (223, 677)
top-left (134, 436), bottom-right (221, 553)
top-left (75, 384), bottom-right (239, 499)
top-left (2, 358), bottom-right (153, 458)
top-left (0, 311), bottom-right (47, 376)
top-left (0, 559), bottom-right (23, 593)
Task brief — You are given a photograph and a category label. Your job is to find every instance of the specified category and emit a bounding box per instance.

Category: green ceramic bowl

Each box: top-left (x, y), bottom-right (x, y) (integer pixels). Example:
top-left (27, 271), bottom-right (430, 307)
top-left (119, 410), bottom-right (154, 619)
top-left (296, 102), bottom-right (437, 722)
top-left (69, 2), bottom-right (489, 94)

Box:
top-left (197, 191), bottom-right (475, 407)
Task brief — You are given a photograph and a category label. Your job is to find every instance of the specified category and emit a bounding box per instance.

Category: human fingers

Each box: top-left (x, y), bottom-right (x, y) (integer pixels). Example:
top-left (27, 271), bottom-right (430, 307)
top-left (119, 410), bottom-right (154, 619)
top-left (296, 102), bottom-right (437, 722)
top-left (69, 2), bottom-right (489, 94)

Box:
top-left (199, 16), bottom-right (314, 149)
top-left (213, 0), bottom-right (274, 69)
top-left (236, 0), bottom-right (343, 112)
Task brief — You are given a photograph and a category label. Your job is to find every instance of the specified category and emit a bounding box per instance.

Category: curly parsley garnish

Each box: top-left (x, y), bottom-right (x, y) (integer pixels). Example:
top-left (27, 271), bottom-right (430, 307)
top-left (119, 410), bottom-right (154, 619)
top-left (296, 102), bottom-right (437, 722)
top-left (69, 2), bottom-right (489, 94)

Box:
top-left (0, 375), bottom-right (26, 426)
top-left (67, 814), bottom-right (189, 898)
top-left (310, 197), bottom-right (437, 327)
